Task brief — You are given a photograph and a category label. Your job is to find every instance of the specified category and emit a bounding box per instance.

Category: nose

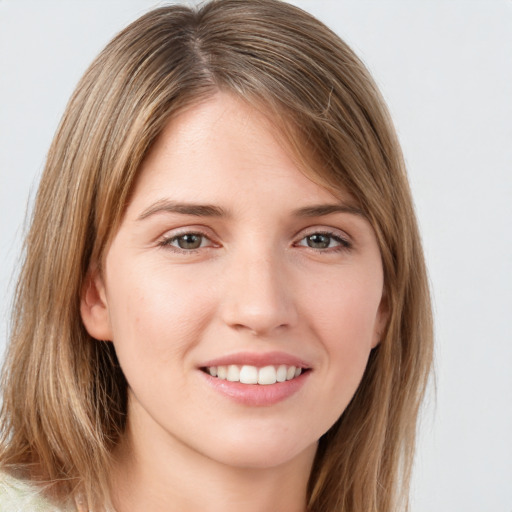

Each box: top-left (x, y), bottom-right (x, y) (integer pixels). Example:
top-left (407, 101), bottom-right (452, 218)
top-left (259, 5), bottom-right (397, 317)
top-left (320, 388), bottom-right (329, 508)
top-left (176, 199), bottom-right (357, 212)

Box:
top-left (219, 249), bottom-right (298, 336)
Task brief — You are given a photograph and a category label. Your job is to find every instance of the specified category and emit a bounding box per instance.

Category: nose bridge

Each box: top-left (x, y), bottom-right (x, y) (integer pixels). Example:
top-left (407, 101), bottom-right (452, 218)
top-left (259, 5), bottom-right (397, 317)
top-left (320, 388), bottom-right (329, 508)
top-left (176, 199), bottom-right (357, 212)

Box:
top-left (220, 242), bottom-right (297, 335)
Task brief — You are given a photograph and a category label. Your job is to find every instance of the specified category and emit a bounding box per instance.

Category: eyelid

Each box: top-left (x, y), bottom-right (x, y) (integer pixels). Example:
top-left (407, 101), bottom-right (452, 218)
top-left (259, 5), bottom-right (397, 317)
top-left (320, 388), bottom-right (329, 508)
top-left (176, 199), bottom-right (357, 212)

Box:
top-left (293, 226), bottom-right (353, 250)
top-left (158, 226), bottom-right (220, 252)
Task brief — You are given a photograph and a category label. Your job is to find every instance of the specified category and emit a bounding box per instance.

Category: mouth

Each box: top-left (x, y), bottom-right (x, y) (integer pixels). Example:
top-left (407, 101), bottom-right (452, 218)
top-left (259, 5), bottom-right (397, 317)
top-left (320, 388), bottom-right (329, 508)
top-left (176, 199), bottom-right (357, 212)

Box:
top-left (198, 352), bottom-right (312, 405)
top-left (201, 364), bottom-right (309, 385)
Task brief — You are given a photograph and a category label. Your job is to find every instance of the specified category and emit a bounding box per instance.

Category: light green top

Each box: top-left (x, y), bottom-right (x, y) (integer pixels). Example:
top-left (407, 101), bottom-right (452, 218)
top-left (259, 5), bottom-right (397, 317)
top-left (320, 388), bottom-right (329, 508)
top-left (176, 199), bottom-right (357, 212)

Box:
top-left (0, 472), bottom-right (73, 512)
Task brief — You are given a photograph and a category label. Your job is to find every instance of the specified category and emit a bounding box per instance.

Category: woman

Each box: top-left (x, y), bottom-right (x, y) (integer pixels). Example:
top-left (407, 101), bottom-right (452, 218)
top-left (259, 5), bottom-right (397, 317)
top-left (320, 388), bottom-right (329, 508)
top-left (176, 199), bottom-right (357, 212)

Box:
top-left (0, 0), bottom-right (433, 510)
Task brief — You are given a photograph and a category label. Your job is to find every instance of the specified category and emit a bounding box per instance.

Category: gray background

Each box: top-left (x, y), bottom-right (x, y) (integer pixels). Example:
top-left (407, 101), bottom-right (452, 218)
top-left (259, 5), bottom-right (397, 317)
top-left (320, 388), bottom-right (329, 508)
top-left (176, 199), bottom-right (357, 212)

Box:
top-left (1, 1), bottom-right (511, 510)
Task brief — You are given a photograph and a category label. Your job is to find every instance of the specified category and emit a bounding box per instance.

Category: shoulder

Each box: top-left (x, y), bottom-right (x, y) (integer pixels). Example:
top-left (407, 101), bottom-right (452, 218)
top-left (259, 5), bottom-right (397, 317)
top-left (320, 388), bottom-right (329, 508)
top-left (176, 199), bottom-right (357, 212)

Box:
top-left (0, 471), bottom-right (72, 512)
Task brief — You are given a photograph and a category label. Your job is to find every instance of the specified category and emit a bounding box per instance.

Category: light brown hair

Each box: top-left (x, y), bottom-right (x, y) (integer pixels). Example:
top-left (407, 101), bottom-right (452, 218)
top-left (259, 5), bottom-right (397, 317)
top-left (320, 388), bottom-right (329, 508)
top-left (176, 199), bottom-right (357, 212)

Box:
top-left (0, 1), bottom-right (433, 510)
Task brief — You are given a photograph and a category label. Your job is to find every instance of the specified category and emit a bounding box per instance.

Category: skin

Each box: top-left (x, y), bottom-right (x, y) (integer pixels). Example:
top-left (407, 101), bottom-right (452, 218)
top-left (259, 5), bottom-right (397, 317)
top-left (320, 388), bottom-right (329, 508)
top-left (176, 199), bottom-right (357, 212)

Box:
top-left (81, 92), bottom-right (387, 512)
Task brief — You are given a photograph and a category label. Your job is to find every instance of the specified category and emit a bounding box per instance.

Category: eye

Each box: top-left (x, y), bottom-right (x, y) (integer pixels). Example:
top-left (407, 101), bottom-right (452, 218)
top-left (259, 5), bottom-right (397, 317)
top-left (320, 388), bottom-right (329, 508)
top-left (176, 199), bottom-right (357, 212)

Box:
top-left (160, 232), bottom-right (213, 251)
top-left (296, 231), bottom-right (351, 251)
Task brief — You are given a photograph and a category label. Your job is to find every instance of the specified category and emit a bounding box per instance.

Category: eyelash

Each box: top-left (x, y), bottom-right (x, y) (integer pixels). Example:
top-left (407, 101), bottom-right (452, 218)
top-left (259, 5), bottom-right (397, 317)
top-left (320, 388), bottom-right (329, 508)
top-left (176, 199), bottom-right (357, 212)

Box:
top-left (158, 229), bottom-right (352, 254)
top-left (294, 231), bottom-right (352, 252)
top-left (159, 231), bottom-right (215, 253)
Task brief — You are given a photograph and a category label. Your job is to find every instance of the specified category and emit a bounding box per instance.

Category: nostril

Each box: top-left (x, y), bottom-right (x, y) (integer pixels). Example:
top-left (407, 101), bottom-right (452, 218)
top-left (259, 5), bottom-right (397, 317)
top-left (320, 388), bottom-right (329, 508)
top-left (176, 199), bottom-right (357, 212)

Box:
top-left (219, 269), bottom-right (298, 335)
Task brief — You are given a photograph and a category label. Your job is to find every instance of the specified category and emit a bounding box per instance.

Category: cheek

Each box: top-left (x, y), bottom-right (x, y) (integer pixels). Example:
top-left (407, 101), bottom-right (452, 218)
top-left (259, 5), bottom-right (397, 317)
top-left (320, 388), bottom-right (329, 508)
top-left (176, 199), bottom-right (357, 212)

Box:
top-left (104, 264), bottom-right (217, 412)
top-left (306, 271), bottom-right (382, 342)
top-left (304, 272), bottom-right (382, 393)
top-left (105, 260), bottom-right (214, 369)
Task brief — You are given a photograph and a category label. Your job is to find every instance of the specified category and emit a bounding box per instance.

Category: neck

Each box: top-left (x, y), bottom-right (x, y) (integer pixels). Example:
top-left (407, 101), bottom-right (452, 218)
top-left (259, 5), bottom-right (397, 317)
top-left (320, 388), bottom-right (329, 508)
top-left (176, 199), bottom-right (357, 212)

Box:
top-left (110, 408), bottom-right (316, 512)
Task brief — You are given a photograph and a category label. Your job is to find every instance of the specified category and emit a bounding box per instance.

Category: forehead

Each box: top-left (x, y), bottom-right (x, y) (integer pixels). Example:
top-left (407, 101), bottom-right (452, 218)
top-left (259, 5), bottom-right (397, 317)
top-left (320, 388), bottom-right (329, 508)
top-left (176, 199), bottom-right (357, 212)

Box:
top-left (130, 92), bottom-right (357, 211)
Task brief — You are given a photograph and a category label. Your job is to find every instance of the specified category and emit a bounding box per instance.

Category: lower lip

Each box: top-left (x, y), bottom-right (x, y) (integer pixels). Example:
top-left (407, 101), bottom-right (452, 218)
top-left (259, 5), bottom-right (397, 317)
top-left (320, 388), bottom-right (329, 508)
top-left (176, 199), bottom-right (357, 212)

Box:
top-left (200, 370), bottom-right (310, 406)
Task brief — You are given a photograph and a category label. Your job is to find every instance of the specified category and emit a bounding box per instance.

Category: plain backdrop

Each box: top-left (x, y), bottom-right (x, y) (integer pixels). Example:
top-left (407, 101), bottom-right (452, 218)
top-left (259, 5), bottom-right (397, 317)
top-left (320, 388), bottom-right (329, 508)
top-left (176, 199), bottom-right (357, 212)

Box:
top-left (1, 1), bottom-right (511, 511)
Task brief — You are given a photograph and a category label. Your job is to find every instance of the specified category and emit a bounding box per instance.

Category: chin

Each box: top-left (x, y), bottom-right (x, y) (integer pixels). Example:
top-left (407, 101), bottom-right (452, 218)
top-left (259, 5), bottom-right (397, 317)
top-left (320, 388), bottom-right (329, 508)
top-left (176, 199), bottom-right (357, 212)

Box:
top-left (199, 426), bottom-right (318, 470)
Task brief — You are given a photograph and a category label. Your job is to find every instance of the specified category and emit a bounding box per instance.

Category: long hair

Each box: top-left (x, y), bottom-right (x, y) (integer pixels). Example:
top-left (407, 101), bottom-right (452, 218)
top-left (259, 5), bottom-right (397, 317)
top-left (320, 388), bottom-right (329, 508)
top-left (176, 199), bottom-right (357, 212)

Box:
top-left (0, 1), bottom-right (433, 510)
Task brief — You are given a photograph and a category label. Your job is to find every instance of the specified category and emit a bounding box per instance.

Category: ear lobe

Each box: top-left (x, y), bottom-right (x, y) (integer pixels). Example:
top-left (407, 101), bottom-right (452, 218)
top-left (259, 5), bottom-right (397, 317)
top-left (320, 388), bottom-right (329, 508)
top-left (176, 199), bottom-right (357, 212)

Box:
top-left (80, 268), bottom-right (113, 341)
top-left (371, 294), bottom-right (389, 349)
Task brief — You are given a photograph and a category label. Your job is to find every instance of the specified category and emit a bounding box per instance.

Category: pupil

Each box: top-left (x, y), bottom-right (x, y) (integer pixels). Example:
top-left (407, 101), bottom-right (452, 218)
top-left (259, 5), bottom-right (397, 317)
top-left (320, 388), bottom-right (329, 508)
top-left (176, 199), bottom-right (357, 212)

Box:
top-left (178, 234), bottom-right (202, 249)
top-left (308, 234), bottom-right (330, 248)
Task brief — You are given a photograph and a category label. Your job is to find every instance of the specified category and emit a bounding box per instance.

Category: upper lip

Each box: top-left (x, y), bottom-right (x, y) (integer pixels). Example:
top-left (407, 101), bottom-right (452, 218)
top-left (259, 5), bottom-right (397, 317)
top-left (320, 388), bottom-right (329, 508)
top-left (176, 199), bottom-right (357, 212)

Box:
top-left (200, 351), bottom-right (311, 369)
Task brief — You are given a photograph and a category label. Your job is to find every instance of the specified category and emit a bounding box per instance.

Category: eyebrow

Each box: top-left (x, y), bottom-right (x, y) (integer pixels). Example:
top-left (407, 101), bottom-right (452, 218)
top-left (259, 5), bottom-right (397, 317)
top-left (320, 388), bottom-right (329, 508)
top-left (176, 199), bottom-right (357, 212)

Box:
top-left (137, 199), bottom-right (364, 221)
top-left (137, 200), bottom-right (228, 220)
top-left (292, 204), bottom-right (365, 218)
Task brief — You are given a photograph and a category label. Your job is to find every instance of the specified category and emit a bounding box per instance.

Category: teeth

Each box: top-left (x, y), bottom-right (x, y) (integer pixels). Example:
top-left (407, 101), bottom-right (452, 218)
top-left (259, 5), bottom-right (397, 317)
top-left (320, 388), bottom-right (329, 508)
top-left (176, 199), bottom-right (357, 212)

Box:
top-left (227, 365), bottom-right (240, 382)
top-left (276, 364), bottom-right (287, 382)
top-left (217, 366), bottom-right (227, 380)
top-left (240, 365), bottom-right (258, 384)
top-left (258, 365), bottom-right (276, 385)
top-left (206, 364), bottom-right (305, 384)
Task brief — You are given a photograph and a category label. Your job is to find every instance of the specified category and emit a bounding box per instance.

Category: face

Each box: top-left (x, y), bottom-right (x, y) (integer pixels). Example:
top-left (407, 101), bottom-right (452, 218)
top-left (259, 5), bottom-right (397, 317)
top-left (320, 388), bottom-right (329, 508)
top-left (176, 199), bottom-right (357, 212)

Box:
top-left (82, 93), bottom-right (387, 471)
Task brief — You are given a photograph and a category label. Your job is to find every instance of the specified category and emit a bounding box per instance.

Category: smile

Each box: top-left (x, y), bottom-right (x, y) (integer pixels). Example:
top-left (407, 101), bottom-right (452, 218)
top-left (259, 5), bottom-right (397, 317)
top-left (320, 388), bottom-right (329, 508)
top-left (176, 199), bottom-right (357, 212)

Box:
top-left (203, 364), bottom-right (304, 385)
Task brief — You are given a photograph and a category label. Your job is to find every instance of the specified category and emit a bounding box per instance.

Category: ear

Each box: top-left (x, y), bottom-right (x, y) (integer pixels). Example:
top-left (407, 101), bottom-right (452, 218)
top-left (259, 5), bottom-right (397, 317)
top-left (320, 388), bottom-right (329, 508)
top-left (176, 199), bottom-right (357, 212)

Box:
top-left (371, 293), bottom-right (389, 349)
top-left (80, 267), bottom-right (113, 341)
